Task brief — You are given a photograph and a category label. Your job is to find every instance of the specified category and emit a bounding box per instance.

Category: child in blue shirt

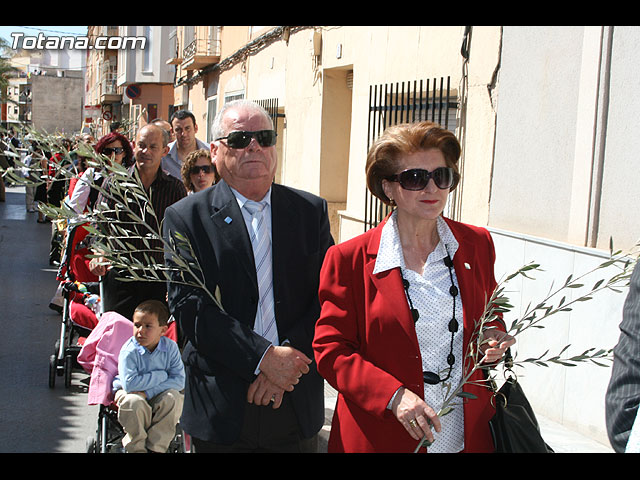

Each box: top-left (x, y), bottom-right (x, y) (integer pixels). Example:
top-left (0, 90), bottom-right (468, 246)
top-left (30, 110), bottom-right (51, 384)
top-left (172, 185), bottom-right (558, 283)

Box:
top-left (113, 300), bottom-right (185, 453)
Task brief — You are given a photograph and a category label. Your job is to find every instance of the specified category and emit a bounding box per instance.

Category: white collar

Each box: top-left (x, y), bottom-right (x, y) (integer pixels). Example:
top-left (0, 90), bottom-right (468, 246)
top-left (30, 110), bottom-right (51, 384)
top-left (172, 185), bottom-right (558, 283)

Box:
top-left (230, 185), bottom-right (272, 210)
top-left (373, 211), bottom-right (459, 275)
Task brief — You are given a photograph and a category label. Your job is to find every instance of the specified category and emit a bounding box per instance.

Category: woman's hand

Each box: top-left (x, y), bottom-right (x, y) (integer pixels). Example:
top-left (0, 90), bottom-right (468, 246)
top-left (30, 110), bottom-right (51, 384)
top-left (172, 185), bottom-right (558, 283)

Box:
top-left (390, 387), bottom-right (441, 443)
top-left (480, 329), bottom-right (516, 364)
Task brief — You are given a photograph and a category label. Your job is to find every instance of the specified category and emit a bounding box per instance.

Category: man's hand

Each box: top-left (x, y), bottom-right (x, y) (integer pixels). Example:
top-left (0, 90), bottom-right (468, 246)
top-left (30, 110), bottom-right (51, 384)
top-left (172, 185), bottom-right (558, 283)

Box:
top-left (247, 373), bottom-right (285, 409)
top-left (89, 252), bottom-right (110, 277)
top-left (258, 345), bottom-right (311, 392)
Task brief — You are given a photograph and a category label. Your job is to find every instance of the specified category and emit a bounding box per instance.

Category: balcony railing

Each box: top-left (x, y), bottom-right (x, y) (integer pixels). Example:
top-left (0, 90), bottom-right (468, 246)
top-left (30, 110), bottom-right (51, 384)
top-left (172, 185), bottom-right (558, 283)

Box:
top-left (182, 37), bottom-right (221, 70)
top-left (99, 65), bottom-right (121, 103)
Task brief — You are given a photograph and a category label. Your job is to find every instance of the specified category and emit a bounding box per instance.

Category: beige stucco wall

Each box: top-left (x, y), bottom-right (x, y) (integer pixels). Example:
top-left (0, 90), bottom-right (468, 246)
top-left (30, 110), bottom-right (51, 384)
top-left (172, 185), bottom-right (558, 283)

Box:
top-left (319, 26), bottom-right (502, 242)
top-left (178, 26), bottom-right (503, 244)
top-left (31, 75), bottom-right (84, 135)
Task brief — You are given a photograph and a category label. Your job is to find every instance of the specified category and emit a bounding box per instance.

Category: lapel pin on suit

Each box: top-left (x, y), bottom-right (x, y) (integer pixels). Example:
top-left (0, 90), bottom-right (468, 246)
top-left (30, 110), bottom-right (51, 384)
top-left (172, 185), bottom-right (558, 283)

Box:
top-left (464, 262), bottom-right (471, 270)
top-left (224, 216), bottom-right (233, 224)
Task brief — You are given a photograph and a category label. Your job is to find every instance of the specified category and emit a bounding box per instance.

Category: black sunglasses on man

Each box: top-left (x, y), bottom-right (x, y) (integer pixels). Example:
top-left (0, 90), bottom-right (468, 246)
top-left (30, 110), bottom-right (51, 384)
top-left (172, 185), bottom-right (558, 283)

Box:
top-left (215, 130), bottom-right (277, 149)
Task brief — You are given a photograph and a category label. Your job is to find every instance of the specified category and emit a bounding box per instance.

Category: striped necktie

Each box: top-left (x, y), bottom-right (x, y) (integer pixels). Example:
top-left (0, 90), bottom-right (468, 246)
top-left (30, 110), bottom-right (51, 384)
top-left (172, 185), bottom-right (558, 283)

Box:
top-left (244, 200), bottom-right (278, 345)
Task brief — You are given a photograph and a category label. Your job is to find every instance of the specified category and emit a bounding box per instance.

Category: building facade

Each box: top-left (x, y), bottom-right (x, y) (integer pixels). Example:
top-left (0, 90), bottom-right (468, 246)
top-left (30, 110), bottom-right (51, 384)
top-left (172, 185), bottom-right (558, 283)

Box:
top-left (84, 26), bottom-right (175, 138)
top-left (2, 47), bottom-right (85, 135)
top-left (488, 25), bottom-right (639, 446)
top-left (168, 26), bottom-right (502, 246)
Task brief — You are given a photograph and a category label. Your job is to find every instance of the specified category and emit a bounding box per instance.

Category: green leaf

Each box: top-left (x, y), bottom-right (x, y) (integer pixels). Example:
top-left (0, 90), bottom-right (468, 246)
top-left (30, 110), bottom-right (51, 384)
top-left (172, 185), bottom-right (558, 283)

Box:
top-left (439, 406), bottom-right (454, 417)
top-left (599, 259), bottom-right (617, 269)
top-left (419, 438), bottom-right (433, 449)
top-left (457, 391), bottom-right (478, 400)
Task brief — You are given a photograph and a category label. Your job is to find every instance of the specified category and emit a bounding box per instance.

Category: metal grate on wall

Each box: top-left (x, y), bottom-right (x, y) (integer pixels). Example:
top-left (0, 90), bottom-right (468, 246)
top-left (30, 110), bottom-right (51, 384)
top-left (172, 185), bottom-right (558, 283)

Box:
top-left (255, 98), bottom-right (284, 131)
top-left (364, 77), bottom-right (458, 231)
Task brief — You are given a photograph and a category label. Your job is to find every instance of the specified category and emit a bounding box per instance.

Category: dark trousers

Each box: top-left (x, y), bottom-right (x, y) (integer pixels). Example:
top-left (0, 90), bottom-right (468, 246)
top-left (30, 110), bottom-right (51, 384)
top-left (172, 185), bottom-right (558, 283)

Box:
top-left (191, 395), bottom-right (318, 453)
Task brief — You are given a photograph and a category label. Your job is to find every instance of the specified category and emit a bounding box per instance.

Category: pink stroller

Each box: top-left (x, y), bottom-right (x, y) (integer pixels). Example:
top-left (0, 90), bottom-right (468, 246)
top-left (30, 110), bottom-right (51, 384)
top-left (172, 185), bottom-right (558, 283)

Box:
top-left (77, 311), bottom-right (188, 453)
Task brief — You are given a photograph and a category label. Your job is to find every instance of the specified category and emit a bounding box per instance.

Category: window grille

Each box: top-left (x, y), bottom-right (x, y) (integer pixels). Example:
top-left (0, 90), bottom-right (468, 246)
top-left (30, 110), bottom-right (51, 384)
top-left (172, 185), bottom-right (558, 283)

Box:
top-left (365, 77), bottom-right (458, 231)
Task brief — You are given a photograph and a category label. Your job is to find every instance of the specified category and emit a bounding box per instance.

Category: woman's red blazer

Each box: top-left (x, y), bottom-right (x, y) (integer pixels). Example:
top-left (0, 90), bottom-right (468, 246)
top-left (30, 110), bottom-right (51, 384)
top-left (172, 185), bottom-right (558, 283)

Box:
top-left (313, 216), bottom-right (501, 453)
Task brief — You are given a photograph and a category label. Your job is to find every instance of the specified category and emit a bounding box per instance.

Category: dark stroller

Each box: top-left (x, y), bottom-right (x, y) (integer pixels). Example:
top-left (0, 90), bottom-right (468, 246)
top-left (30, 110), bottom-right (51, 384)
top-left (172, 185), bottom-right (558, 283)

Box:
top-left (48, 221), bottom-right (101, 388)
top-left (77, 311), bottom-right (189, 453)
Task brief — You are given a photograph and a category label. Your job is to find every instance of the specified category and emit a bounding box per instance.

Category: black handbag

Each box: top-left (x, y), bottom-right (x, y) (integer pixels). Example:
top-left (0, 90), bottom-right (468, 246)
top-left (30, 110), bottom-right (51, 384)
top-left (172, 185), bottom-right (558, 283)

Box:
top-left (488, 351), bottom-right (554, 453)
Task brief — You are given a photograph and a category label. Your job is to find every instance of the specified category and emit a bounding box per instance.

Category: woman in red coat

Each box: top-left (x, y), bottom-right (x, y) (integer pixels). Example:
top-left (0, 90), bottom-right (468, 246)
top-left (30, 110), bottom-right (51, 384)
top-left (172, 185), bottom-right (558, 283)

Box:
top-left (313, 121), bottom-right (514, 453)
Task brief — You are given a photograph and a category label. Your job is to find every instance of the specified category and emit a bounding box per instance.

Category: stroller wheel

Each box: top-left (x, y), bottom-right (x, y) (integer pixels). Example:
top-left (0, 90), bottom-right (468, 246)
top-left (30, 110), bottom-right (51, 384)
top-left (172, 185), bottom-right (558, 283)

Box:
top-left (48, 354), bottom-right (56, 388)
top-left (86, 435), bottom-right (97, 453)
top-left (64, 354), bottom-right (73, 388)
top-left (53, 341), bottom-right (64, 377)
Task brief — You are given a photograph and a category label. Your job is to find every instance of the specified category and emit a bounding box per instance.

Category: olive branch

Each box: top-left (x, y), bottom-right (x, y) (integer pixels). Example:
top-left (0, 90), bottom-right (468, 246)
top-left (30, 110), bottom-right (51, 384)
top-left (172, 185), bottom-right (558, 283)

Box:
top-left (1, 126), bottom-right (223, 311)
top-left (414, 242), bottom-right (638, 451)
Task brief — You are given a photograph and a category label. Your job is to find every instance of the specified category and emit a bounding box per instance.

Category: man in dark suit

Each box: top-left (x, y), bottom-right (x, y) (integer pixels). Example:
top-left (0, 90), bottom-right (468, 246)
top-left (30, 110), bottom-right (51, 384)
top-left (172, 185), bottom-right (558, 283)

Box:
top-left (163, 100), bottom-right (334, 452)
top-left (606, 262), bottom-right (640, 452)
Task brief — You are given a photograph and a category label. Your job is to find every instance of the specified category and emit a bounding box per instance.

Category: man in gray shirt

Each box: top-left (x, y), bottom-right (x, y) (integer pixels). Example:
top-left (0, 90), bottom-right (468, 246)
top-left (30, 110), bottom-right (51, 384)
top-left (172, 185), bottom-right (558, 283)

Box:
top-left (161, 110), bottom-right (209, 179)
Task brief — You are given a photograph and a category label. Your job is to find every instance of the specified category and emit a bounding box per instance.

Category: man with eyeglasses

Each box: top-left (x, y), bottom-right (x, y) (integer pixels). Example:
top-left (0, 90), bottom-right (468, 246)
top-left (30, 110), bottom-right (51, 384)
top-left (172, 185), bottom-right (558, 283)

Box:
top-left (161, 110), bottom-right (209, 180)
top-left (163, 100), bottom-right (334, 452)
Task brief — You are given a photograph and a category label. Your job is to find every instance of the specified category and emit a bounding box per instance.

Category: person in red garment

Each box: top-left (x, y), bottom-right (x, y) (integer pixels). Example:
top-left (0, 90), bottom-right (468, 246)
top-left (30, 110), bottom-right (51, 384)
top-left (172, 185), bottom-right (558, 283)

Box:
top-left (66, 133), bottom-right (135, 330)
top-left (313, 121), bottom-right (515, 453)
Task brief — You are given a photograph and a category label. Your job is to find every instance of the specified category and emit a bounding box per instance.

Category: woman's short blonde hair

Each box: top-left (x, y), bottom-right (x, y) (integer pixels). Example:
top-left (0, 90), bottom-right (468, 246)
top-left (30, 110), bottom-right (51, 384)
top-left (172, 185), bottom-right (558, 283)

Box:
top-left (365, 121), bottom-right (461, 206)
top-left (180, 148), bottom-right (218, 192)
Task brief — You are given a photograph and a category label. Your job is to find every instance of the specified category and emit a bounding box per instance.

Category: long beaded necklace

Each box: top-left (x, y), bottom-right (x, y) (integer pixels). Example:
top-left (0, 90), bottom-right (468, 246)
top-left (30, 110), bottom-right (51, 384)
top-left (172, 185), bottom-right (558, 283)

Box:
top-left (401, 250), bottom-right (459, 385)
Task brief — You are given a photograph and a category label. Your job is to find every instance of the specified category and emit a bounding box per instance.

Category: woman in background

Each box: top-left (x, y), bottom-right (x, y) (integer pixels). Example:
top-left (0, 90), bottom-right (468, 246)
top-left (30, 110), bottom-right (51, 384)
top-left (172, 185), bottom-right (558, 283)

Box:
top-left (180, 148), bottom-right (217, 194)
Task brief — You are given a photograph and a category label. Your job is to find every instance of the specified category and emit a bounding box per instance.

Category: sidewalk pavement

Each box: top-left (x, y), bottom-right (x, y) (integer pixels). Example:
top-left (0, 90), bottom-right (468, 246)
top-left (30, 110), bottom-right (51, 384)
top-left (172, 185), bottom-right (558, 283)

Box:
top-left (537, 415), bottom-right (613, 453)
top-left (319, 381), bottom-right (614, 453)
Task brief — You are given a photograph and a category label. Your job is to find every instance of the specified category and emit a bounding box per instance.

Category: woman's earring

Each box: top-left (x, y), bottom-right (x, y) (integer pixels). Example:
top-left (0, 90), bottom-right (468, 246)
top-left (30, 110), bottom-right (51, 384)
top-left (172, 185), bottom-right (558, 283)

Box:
top-left (389, 198), bottom-right (396, 207)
